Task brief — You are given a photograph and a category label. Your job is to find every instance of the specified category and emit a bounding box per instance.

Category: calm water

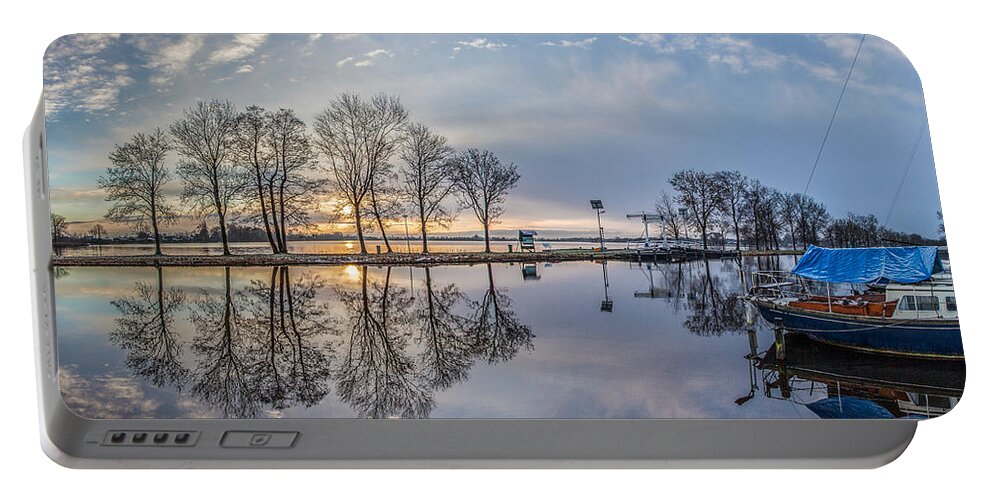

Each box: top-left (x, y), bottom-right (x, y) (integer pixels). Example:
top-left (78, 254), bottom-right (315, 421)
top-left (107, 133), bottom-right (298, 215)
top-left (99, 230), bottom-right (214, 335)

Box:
top-left (57, 239), bottom-right (633, 257)
top-left (54, 256), bottom-right (963, 419)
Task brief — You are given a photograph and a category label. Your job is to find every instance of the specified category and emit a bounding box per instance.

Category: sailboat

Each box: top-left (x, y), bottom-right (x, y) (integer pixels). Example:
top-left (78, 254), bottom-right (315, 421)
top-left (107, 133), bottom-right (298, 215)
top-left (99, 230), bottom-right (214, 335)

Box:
top-left (746, 245), bottom-right (962, 359)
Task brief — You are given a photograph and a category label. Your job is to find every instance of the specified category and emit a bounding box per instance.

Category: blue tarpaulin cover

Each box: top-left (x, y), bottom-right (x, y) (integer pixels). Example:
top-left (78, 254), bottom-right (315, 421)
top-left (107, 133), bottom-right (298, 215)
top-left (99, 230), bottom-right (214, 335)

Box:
top-left (791, 246), bottom-right (943, 284)
top-left (806, 396), bottom-right (894, 419)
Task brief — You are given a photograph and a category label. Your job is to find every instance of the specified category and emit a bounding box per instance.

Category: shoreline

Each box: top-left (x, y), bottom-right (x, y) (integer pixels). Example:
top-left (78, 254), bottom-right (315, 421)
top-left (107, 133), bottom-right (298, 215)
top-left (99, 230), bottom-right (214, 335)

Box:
top-left (51, 248), bottom-right (800, 268)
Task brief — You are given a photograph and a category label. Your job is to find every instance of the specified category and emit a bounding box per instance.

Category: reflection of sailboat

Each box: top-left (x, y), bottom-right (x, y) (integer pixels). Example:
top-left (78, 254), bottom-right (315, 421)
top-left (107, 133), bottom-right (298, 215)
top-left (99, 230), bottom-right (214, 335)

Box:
top-left (753, 333), bottom-right (964, 419)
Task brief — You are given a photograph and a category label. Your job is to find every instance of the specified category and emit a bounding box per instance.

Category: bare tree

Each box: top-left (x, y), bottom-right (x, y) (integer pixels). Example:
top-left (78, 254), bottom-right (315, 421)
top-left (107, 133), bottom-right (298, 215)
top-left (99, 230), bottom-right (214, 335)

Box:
top-left (826, 213), bottom-right (880, 248)
top-left (98, 129), bottom-right (176, 255)
top-left (171, 100), bottom-right (244, 256)
top-left (796, 194), bottom-right (829, 247)
top-left (714, 170), bottom-right (748, 251)
top-left (744, 180), bottom-right (783, 250)
top-left (779, 192), bottom-right (802, 251)
top-left (655, 192), bottom-right (683, 241)
top-left (313, 93), bottom-right (408, 254)
top-left (50, 213), bottom-right (68, 243)
top-left (89, 223), bottom-right (107, 241)
top-left (399, 123), bottom-right (455, 253)
top-left (670, 170), bottom-right (722, 250)
top-left (266, 108), bottom-right (322, 253)
top-left (450, 149), bottom-right (521, 253)
top-left (235, 105), bottom-right (278, 252)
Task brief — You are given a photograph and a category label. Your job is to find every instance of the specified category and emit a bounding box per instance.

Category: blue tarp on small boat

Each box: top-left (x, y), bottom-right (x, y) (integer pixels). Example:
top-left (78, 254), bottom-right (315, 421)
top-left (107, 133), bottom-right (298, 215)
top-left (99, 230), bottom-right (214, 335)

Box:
top-left (806, 396), bottom-right (895, 419)
top-left (791, 246), bottom-right (943, 284)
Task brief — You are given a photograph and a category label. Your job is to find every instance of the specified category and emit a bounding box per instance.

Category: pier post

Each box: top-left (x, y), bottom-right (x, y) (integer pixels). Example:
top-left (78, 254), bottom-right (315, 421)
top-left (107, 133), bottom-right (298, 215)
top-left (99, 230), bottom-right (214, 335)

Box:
top-left (745, 304), bottom-right (758, 359)
top-left (774, 319), bottom-right (786, 361)
top-left (747, 327), bottom-right (759, 359)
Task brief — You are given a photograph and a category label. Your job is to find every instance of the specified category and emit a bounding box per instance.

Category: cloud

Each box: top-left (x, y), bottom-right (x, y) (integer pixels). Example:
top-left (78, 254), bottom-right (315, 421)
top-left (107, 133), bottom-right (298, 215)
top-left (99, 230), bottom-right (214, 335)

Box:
top-left (541, 37), bottom-right (598, 49)
top-left (455, 38), bottom-right (509, 51)
top-left (308, 34), bottom-right (323, 42)
top-left (364, 49), bottom-right (391, 58)
top-left (235, 64), bottom-right (254, 74)
top-left (45, 34), bottom-right (119, 63)
top-left (44, 35), bottom-right (134, 115)
top-left (131, 34), bottom-right (205, 88)
top-left (336, 49), bottom-right (394, 68)
top-left (617, 35), bottom-right (643, 46)
top-left (59, 366), bottom-right (162, 419)
top-left (205, 33), bottom-right (268, 66)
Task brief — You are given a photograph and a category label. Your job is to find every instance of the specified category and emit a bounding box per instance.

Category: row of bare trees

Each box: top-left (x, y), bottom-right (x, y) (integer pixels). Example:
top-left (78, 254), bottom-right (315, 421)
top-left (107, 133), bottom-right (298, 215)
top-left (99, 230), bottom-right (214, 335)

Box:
top-left (97, 94), bottom-right (521, 256)
top-left (656, 169), bottom-right (941, 250)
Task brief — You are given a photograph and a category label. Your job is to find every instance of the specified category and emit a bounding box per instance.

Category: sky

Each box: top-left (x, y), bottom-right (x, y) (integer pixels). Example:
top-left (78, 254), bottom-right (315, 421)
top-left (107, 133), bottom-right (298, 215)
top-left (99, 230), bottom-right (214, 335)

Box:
top-left (43, 33), bottom-right (942, 239)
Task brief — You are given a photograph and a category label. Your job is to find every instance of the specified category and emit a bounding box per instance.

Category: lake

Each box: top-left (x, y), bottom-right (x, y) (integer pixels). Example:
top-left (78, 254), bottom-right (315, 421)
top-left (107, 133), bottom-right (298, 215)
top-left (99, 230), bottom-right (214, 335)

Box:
top-left (54, 256), bottom-right (963, 419)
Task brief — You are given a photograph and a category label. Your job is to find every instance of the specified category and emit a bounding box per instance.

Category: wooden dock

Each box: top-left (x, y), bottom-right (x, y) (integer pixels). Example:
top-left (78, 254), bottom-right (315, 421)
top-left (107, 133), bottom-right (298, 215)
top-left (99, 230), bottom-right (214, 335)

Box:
top-left (52, 246), bottom-right (742, 268)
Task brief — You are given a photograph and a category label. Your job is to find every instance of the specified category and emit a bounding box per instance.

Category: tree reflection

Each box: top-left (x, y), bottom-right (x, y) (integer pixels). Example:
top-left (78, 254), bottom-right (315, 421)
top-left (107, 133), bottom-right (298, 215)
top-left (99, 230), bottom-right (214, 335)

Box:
top-left (468, 263), bottom-right (534, 363)
top-left (236, 267), bottom-right (332, 410)
top-left (188, 267), bottom-right (259, 417)
top-left (105, 263), bottom-right (536, 418)
top-left (334, 266), bottom-right (432, 418)
top-left (108, 267), bottom-right (187, 390)
top-left (415, 267), bottom-right (475, 389)
top-left (683, 260), bottom-right (746, 336)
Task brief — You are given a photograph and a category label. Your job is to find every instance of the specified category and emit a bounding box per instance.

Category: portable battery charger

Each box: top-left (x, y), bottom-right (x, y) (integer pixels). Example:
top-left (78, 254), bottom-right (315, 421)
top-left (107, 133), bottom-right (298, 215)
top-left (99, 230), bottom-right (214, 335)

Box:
top-left (27, 33), bottom-right (963, 467)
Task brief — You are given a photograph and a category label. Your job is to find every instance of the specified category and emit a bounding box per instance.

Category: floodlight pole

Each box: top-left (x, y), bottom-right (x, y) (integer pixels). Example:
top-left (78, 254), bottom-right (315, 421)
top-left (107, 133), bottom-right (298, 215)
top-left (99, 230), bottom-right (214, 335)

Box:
top-left (590, 200), bottom-right (606, 251)
top-left (596, 209), bottom-right (605, 251)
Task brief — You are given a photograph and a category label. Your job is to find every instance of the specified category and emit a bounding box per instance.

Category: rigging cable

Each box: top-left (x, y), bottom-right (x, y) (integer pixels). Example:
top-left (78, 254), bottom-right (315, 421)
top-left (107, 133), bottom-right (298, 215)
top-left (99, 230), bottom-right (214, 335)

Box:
top-left (883, 116), bottom-right (928, 228)
top-left (802, 34), bottom-right (867, 196)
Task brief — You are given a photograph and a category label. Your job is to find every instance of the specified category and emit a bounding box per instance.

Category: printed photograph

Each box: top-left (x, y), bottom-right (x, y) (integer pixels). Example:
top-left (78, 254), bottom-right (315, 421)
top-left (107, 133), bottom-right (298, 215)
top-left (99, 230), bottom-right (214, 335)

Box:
top-left (44, 34), bottom-right (963, 419)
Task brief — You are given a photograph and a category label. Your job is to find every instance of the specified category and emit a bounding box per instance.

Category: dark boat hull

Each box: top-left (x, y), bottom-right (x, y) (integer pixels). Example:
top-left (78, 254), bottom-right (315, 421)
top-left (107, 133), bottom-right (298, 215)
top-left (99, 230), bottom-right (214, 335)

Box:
top-left (752, 300), bottom-right (963, 359)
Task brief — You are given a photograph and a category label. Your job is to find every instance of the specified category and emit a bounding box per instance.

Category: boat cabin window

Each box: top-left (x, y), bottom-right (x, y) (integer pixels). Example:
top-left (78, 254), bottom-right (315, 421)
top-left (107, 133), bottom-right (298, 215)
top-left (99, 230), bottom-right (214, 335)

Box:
top-left (899, 296), bottom-right (916, 311)
top-left (946, 296), bottom-right (957, 312)
top-left (917, 296), bottom-right (940, 311)
top-left (898, 295), bottom-right (941, 311)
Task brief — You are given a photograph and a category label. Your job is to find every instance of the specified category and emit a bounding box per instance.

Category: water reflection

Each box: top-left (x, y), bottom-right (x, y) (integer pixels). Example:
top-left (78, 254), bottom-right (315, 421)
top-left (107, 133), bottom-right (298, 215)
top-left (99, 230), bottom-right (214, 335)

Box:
top-left (187, 268), bottom-right (258, 418)
top-left (749, 333), bottom-right (964, 419)
top-left (631, 260), bottom-right (747, 337)
top-left (416, 267), bottom-right (475, 389)
top-left (238, 267), bottom-right (332, 413)
top-left (468, 264), bottom-right (535, 363)
top-left (108, 267), bottom-right (187, 390)
top-left (87, 262), bottom-right (538, 418)
top-left (55, 257), bottom-right (960, 419)
top-left (333, 266), bottom-right (428, 418)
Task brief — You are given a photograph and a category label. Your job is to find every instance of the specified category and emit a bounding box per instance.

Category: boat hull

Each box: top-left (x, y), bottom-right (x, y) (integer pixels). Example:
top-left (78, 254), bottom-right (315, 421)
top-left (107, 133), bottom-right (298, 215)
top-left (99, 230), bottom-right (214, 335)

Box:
top-left (752, 300), bottom-right (963, 359)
